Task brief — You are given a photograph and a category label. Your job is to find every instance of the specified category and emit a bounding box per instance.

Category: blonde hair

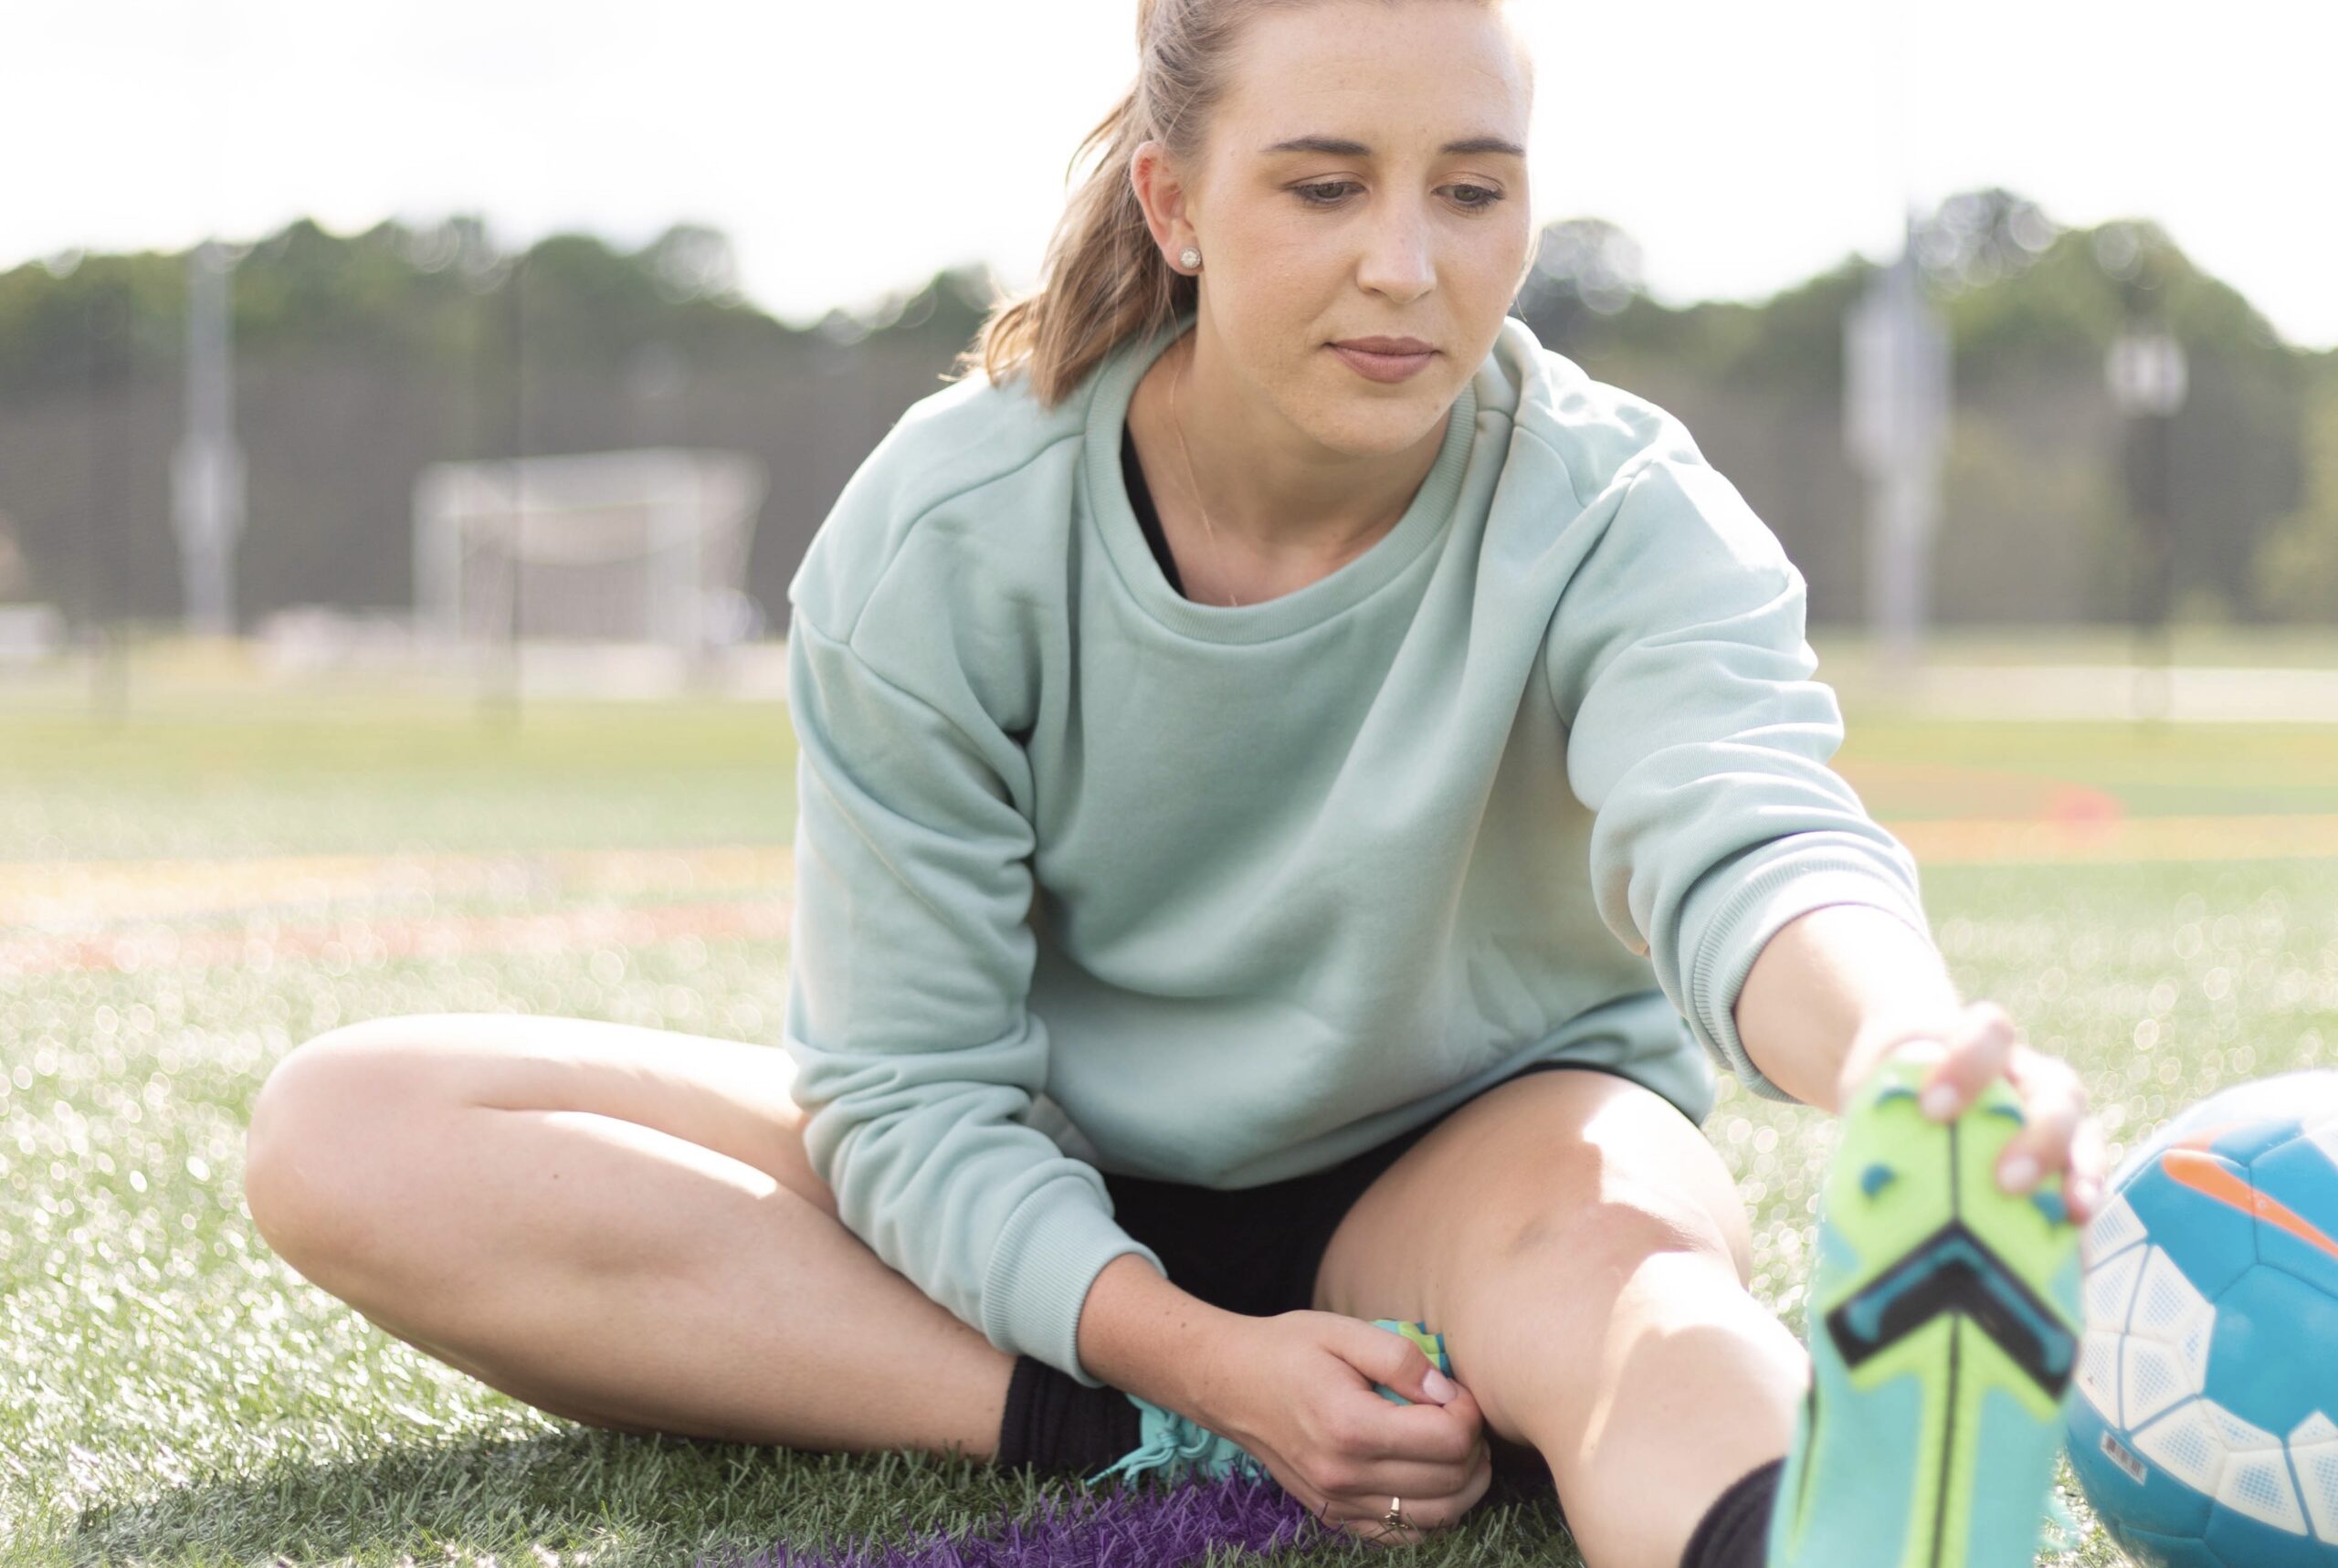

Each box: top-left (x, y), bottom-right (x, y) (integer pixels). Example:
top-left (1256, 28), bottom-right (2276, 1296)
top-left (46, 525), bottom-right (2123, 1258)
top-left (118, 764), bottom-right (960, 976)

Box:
top-left (950, 0), bottom-right (1514, 410)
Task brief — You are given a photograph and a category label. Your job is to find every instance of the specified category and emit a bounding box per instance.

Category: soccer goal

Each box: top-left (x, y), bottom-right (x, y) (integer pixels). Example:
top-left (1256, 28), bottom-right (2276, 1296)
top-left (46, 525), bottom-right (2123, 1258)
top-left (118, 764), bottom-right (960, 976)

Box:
top-left (412, 447), bottom-right (767, 653)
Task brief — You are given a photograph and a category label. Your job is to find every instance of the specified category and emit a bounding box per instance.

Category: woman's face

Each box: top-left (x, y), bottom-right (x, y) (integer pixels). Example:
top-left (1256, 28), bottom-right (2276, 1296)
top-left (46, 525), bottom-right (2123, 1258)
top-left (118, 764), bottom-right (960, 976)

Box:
top-left (1147, 1), bottom-right (1535, 455)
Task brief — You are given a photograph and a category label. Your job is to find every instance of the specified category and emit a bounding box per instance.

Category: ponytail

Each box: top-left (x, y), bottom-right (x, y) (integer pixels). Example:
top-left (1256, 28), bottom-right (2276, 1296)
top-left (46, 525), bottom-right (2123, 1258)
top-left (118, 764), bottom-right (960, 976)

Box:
top-left (949, 77), bottom-right (1192, 410)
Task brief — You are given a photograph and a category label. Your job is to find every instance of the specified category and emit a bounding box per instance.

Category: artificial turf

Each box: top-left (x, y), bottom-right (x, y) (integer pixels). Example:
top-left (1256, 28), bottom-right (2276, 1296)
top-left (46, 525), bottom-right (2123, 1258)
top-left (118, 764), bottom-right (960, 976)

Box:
top-left (4, 659), bottom-right (2333, 1565)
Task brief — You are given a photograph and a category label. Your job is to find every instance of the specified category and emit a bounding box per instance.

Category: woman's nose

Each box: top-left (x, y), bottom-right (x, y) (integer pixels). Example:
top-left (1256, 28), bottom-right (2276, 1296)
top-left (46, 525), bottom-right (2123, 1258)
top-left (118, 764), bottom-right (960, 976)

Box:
top-left (1355, 207), bottom-right (1436, 298)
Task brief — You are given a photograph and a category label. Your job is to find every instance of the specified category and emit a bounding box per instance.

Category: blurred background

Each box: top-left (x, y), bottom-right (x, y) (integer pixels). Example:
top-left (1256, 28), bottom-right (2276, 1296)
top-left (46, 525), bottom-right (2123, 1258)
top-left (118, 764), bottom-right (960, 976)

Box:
top-left (1, 0), bottom-right (2333, 697)
top-left (2, 3), bottom-right (2333, 1565)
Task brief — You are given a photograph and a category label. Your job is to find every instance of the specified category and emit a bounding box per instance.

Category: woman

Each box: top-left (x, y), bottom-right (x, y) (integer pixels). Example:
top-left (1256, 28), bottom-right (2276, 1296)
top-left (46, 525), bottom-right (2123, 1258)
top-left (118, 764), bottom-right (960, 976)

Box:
top-left (240, 2), bottom-right (2107, 1564)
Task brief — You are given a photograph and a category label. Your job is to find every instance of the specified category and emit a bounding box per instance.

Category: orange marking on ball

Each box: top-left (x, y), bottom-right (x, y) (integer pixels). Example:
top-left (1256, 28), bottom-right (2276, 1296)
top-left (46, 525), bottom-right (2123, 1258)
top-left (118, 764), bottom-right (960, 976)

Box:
top-left (2161, 1147), bottom-right (2338, 1264)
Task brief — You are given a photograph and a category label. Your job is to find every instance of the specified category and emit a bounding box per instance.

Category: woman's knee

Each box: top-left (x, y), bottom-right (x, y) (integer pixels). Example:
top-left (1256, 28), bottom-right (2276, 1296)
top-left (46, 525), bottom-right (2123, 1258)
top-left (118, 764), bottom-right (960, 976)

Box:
top-left (1467, 1079), bottom-right (1754, 1286)
top-left (243, 1017), bottom-right (448, 1264)
top-left (1501, 1170), bottom-right (1743, 1288)
top-left (1481, 1091), bottom-right (1756, 1289)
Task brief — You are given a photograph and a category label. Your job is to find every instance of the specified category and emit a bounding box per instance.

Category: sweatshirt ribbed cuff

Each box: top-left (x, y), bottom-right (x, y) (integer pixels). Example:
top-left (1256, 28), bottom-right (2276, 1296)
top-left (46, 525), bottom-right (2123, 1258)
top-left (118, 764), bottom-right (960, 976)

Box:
top-left (1686, 853), bottom-right (1934, 1105)
top-left (980, 1175), bottom-right (1167, 1389)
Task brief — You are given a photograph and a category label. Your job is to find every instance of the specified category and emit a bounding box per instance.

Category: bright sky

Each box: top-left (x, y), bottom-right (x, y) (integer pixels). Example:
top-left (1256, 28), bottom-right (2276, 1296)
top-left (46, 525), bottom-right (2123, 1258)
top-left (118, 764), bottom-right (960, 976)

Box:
top-left (6, 0), bottom-right (2333, 350)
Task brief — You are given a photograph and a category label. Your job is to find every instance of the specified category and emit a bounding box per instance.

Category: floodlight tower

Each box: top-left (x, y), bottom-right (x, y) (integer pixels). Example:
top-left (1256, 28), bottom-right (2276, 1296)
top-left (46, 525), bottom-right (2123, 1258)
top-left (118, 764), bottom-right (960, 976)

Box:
top-left (170, 239), bottom-right (247, 637)
top-left (1845, 207), bottom-right (1953, 676)
top-left (2106, 281), bottom-right (2187, 723)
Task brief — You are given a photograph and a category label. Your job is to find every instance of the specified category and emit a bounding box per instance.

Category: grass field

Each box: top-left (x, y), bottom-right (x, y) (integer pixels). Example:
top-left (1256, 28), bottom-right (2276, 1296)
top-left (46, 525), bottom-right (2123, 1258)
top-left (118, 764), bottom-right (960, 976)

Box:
top-left (3, 652), bottom-right (2335, 1567)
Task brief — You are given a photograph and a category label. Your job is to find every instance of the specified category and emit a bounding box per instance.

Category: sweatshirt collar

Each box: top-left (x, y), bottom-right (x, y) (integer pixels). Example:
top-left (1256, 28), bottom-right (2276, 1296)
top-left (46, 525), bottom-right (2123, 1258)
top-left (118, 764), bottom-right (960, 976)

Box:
top-left (1084, 308), bottom-right (1478, 645)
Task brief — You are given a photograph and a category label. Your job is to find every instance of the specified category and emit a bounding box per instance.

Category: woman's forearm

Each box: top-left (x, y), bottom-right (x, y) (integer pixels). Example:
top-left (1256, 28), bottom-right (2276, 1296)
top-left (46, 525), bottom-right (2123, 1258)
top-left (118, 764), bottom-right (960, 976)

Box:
top-left (1734, 902), bottom-right (1964, 1111)
top-left (1075, 1251), bottom-right (1243, 1413)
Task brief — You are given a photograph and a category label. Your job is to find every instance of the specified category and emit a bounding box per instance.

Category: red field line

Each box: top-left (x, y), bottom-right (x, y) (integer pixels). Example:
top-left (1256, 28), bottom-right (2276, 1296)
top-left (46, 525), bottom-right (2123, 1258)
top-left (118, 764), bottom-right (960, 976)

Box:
top-left (8, 805), bottom-right (2336, 981)
top-left (0, 897), bottom-right (794, 977)
top-left (1895, 813), bottom-right (2338, 865)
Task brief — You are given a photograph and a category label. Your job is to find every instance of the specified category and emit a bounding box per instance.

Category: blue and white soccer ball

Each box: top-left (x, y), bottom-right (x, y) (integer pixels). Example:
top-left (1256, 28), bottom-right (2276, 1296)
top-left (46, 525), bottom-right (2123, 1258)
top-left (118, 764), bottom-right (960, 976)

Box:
top-left (2068, 1069), bottom-right (2338, 1567)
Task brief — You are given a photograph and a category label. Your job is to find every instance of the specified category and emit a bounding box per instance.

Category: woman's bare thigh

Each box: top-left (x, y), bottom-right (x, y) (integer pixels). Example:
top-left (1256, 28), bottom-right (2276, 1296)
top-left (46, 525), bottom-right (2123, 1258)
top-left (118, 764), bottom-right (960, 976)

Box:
top-left (245, 1014), bottom-right (1034, 1451)
top-left (268, 1012), bottom-right (837, 1221)
top-left (1309, 1067), bottom-right (1752, 1331)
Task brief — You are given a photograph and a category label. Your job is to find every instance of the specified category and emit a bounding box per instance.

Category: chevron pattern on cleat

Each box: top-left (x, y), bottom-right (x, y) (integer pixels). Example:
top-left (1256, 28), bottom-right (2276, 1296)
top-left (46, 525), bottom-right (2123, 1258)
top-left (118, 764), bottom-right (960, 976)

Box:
top-left (1827, 1218), bottom-right (2078, 1394)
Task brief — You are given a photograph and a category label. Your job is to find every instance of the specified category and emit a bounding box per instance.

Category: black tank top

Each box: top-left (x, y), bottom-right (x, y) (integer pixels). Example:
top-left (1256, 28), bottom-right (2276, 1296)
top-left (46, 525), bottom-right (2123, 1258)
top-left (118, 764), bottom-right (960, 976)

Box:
top-left (1122, 423), bottom-right (1187, 598)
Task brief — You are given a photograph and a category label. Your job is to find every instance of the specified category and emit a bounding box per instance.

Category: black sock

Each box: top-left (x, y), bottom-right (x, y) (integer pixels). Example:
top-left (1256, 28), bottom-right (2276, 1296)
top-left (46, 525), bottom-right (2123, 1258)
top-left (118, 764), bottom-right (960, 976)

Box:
top-left (994, 1353), bottom-right (1143, 1478)
top-left (1679, 1457), bottom-right (1784, 1568)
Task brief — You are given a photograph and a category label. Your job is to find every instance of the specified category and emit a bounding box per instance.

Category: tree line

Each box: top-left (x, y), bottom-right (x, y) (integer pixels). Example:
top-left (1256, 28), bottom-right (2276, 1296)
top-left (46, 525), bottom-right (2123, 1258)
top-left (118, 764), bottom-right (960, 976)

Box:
top-left (0, 192), bottom-right (2330, 637)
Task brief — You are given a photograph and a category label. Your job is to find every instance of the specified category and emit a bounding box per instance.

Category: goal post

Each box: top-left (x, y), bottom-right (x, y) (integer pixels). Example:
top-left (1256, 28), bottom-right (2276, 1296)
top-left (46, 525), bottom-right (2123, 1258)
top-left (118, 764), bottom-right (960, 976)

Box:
top-left (412, 447), bottom-right (767, 654)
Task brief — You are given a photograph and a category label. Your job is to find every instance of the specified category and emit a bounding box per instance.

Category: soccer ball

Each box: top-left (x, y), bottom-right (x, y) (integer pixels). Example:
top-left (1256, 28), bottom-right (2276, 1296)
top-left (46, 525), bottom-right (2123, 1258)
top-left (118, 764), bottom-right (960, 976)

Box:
top-left (2067, 1069), bottom-right (2338, 1567)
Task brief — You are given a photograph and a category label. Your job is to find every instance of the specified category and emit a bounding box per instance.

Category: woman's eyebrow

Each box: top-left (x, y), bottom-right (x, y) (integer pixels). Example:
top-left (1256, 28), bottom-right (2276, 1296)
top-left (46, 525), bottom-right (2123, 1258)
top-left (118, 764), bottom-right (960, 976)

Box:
top-left (1259, 133), bottom-right (1525, 158)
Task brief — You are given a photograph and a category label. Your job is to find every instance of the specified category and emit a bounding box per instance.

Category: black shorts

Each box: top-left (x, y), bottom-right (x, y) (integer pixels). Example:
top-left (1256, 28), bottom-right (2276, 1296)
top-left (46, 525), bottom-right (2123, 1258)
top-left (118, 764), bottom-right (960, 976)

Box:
top-left (1098, 1058), bottom-right (1643, 1321)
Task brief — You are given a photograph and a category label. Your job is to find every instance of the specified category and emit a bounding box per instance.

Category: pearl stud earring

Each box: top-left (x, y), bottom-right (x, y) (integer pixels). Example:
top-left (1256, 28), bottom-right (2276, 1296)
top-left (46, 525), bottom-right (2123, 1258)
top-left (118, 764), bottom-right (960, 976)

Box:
top-left (1179, 246), bottom-right (1201, 270)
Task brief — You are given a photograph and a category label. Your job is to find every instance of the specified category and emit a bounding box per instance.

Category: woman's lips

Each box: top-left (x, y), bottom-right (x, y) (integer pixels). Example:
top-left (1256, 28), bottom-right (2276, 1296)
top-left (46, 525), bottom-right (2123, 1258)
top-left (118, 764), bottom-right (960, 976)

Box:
top-left (1328, 343), bottom-right (1435, 384)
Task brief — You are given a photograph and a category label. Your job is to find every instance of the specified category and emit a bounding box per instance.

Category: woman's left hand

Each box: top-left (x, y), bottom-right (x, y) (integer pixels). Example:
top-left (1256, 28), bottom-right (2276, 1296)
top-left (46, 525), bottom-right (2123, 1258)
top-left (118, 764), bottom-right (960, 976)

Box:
top-left (1834, 999), bottom-right (2108, 1226)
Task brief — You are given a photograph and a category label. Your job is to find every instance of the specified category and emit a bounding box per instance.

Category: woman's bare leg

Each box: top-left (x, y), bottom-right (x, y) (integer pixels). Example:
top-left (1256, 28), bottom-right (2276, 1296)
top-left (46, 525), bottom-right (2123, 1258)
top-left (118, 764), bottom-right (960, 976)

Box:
top-left (1312, 1068), bottom-right (1806, 1568)
top-left (240, 1013), bottom-right (1016, 1458)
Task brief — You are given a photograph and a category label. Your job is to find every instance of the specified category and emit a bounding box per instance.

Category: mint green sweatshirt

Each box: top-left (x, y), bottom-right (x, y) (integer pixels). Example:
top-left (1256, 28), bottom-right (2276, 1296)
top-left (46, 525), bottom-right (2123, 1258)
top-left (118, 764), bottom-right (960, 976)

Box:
top-left (781, 307), bottom-right (1932, 1386)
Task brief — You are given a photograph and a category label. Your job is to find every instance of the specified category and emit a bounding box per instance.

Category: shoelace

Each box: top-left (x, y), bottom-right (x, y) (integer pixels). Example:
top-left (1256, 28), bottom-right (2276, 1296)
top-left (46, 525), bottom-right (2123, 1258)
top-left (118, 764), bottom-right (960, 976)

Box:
top-left (1084, 1394), bottom-right (1269, 1487)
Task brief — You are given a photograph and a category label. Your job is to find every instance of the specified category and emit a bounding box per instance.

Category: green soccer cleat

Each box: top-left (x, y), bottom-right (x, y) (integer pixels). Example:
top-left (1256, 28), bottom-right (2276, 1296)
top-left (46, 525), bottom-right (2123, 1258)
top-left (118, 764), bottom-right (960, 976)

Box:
top-left (1083, 1316), bottom-right (1450, 1488)
top-left (1766, 1054), bottom-right (2083, 1568)
top-left (1368, 1318), bottom-right (1453, 1403)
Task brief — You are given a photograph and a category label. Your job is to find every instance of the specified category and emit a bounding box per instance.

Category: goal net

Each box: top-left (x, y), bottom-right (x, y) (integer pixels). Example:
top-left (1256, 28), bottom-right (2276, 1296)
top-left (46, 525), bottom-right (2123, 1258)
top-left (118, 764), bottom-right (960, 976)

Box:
top-left (412, 447), bottom-right (767, 650)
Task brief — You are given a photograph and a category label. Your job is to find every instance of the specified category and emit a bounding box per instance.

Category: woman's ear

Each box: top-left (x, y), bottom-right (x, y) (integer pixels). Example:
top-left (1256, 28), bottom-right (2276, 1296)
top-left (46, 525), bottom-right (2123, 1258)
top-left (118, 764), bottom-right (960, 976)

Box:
top-left (1128, 140), bottom-right (1193, 264)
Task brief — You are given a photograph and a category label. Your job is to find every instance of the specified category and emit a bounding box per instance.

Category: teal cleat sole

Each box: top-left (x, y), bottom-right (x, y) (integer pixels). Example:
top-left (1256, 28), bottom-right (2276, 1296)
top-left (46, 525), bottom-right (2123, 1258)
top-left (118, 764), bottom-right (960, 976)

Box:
top-left (1765, 1056), bottom-right (2083, 1568)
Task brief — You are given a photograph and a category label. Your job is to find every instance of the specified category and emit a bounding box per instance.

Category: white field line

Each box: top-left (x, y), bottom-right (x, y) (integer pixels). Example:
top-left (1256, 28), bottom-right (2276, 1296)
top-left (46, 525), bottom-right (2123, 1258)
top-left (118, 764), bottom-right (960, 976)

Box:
top-left (0, 845), bottom-right (794, 927)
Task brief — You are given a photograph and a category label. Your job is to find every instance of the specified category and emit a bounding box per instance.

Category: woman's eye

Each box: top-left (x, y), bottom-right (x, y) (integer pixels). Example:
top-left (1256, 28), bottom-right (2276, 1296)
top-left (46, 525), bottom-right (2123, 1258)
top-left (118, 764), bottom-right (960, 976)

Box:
top-left (1292, 181), bottom-right (1505, 211)
top-left (1295, 181), bottom-right (1358, 206)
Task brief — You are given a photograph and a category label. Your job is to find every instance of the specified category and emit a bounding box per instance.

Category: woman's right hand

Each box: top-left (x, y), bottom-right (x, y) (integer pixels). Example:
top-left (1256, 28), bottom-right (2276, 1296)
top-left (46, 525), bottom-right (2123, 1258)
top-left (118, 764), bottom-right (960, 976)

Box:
top-left (1193, 1309), bottom-right (1494, 1544)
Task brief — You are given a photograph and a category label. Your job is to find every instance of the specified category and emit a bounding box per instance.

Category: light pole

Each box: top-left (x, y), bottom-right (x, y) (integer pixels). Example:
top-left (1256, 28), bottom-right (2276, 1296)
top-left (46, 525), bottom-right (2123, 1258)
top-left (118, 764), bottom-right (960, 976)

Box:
top-left (2105, 317), bottom-right (2186, 721)
top-left (170, 239), bottom-right (247, 639)
top-left (1845, 206), bottom-right (1952, 677)
top-left (84, 278), bottom-right (134, 721)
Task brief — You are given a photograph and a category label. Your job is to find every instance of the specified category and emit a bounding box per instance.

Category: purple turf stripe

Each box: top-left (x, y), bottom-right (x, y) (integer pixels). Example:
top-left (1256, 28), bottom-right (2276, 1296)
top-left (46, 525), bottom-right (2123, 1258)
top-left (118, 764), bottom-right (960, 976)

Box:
top-left (708, 1473), bottom-right (1340, 1568)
